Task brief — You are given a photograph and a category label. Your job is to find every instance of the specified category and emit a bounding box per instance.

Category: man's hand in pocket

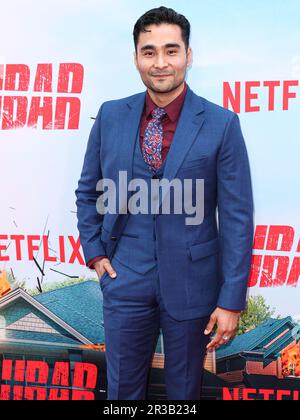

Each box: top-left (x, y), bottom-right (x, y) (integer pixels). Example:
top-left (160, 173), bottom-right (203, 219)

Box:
top-left (94, 258), bottom-right (117, 281)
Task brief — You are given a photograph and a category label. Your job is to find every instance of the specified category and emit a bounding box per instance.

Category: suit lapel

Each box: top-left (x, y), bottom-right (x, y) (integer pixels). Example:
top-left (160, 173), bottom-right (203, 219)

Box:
top-left (107, 91), bottom-right (145, 258)
top-left (156, 85), bottom-right (206, 212)
top-left (118, 91), bottom-right (146, 184)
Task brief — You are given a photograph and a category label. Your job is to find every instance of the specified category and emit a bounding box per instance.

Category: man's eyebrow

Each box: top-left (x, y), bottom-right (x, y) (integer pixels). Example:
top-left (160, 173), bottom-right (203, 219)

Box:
top-left (164, 43), bottom-right (181, 49)
top-left (140, 44), bottom-right (155, 52)
top-left (140, 43), bottom-right (181, 52)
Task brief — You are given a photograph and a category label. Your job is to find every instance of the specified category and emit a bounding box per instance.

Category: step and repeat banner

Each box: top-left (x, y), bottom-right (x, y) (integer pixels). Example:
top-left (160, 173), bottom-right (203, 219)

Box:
top-left (0, 0), bottom-right (300, 400)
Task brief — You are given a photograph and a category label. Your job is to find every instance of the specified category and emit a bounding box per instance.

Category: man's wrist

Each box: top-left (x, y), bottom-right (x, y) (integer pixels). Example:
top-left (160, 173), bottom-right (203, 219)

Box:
top-left (217, 306), bottom-right (242, 314)
top-left (87, 256), bottom-right (108, 270)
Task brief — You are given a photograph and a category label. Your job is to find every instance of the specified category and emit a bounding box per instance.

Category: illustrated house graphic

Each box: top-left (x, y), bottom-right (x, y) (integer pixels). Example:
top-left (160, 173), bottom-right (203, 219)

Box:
top-left (215, 317), bottom-right (300, 397)
top-left (3, 280), bottom-right (298, 400)
top-left (0, 281), bottom-right (165, 399)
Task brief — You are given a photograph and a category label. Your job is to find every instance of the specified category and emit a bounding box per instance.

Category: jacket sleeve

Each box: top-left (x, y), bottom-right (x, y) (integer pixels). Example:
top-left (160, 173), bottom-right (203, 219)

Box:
top-left (75, 104), bottom-right (107, 264)
top-left (216, 113), bottom-right (254, 311)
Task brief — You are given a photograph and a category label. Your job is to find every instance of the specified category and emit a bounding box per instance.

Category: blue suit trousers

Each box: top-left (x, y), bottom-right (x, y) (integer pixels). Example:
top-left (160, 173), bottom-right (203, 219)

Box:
top-left (100, 257), bottom-right (211, 400)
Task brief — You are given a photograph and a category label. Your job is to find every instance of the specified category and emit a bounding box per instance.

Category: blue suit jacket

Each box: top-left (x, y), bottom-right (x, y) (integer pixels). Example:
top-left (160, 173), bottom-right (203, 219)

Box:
top-left (75, 84), bottom-right (254, 318)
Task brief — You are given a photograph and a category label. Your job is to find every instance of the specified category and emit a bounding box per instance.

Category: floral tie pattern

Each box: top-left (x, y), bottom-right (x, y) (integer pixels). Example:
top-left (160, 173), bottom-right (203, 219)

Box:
top-left (142, 107), bottom-right (166, 173)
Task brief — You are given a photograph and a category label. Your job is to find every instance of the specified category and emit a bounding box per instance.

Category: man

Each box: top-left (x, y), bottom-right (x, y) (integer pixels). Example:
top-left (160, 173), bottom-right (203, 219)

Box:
top-left (75, 6), bottom-right (254, 400)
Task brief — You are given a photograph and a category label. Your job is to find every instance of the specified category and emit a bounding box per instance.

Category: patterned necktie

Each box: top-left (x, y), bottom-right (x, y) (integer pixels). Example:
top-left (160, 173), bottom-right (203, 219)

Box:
top-left (142, 107), bottom-right (167, 173)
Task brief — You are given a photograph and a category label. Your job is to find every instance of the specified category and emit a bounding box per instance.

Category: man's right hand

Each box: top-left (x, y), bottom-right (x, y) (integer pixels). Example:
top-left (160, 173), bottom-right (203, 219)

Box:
top-left (94, 258), bottom-right (117, 282)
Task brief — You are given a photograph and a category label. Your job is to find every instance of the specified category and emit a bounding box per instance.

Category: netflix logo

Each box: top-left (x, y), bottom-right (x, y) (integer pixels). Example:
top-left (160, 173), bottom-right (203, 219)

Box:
top-left (223, 80), bottom-right (299, 113)
top-left (0, 234), bottom-right (85, 265)
top-left (0, 63), bottom-right (83, 130)
top-left (249, 225), bottom-right (300, 288)
top-left (223, 387), bottom-right (300, 401)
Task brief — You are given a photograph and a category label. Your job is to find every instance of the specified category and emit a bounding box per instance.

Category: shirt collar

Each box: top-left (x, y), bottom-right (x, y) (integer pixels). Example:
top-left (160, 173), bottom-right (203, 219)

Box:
top-left (144, 81), bottom-right (188, 123)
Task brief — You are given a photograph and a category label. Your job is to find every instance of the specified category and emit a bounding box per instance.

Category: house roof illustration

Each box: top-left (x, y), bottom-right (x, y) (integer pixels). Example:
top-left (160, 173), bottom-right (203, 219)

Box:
top-left (0, 281), bottom-right (104, 348)
top-left (0, 280), bottom-right (163, 353)
top-left (217, 317), bottom-right (300, 361)
top-left (35, 280), bottom-right (105, 343)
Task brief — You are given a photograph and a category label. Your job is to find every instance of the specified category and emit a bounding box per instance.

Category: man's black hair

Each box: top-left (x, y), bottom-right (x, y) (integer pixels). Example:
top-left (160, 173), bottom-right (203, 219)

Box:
top-left (133, 6), bottom-right (190, 53)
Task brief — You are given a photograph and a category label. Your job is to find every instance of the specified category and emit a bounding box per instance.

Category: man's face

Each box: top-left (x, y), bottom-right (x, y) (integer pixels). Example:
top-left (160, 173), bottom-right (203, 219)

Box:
top-left (134, 23), bottom-right (192, 94)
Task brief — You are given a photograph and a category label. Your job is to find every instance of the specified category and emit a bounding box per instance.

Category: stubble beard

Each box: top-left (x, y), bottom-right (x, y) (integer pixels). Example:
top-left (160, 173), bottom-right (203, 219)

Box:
top-left (143, 72), bottom-right (186, 95)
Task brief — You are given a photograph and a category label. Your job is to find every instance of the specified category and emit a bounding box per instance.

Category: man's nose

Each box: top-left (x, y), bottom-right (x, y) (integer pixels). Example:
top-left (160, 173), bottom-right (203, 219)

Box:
top-left (154, 53), bottom-right (168, 69)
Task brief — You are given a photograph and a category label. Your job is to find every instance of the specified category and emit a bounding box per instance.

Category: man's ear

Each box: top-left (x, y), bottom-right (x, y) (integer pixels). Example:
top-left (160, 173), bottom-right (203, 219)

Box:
top-left (133, 51), bottom-right (138, 69)
top-left (187, 47), bottom-right (193, 69)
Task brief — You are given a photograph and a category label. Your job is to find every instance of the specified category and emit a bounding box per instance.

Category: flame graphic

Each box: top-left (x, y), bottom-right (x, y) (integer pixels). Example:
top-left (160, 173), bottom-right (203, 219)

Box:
top-left (281, 341), bottom-right (300, 377)
top-left (0, 269), bottom-right (11, 297)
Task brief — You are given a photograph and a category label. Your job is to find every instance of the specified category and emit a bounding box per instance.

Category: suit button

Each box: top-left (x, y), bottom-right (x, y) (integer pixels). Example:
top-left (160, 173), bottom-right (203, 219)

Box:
top-left (111, 236), bottom-right (117, 241)
top-left (152, 174), bottom-right (159, 179)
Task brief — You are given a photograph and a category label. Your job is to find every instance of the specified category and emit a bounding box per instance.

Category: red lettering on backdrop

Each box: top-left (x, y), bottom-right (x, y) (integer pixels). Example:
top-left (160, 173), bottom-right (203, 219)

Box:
top-left (0, 63), bottom-right (83, 130)
top-left (2, 227), bottom-right (300, 281)
top-left (223, 387), bottom-right (240, 400)
top-left (72, 363), bottom-right (97, 400)
top-left (252, 225), bottom-right (267, 249)
top-left (0, 234), bottom-right (86, 265)
top-left (10, 235), bottom-right (25, 260)
top-left (223, 81), bottom-right (241, 113)
top-left (27, 235), bottom-right (40, 260)
top-left (223, 80), bottom-right (299, 112)
top-left (266, 225), bottom-right (294, 251)
top-left (68, 236), bottom-right (85, 265)
top-left (27, 97), bottom-right (53, 129)
top-left (263, 81), bottom-right (280, 110)
top-left (283, 80), bottom-right (299, 110)
top-left (259, 389), bottom-right (275, 400)
top-left (0, 235), bottom-right (9, 261)
top-left (248, 254), bottom-right (262, 287)
top-left (5, 64), bottom-right (30, 91)
top-left (245, 81), bottom-right (260, 112)
top-left (57, 63), bottom-right (84, 93)
top-left (0, 361), bottom-right (98, 400)
top-left (260, 256), bottom-right (289, 287)
top-left (222, 387), bottom-right (299, 401)
top-left (248, 225), bottom-right (300, 288)
top-left (287, 257), bottom-right (300, 287)
top-left (43, 236), bottom-right (57, 262)
top-left (0, 65), bottom-right (3, 90)
top-left (54, 97), bottom-right (81, 129)
top-left (34, 63), bottom-right (53, 92)
top-left (1, 96), bottom-right (28, 129)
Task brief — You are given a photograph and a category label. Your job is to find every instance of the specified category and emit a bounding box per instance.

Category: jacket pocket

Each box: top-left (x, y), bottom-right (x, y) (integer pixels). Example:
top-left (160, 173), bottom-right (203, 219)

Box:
top-left (188, 237), bottom-right (219, 261)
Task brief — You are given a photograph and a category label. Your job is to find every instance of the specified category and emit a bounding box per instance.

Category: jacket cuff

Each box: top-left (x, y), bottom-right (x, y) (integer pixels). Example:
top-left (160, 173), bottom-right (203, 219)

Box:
top-left (217, 306), bottom-right (242, 314)
top-left (87, 256), bottom-right (107, 270)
